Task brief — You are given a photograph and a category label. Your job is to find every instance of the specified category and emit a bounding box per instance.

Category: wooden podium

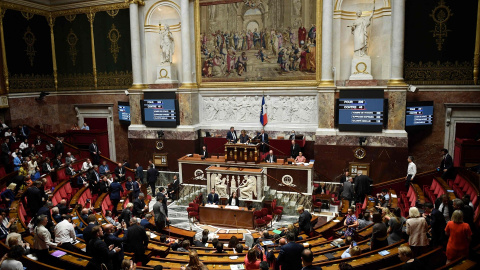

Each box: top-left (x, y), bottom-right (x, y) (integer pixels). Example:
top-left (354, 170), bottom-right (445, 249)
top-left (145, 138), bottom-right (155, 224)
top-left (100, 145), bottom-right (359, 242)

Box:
top-left (224, 143), bottom-right (260, 163)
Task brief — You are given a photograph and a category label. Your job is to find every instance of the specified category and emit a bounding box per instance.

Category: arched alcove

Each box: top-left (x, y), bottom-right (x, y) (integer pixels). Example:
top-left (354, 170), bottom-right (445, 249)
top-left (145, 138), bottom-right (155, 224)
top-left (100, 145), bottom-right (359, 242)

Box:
top-left (144, 1), bottom-right (182, 84)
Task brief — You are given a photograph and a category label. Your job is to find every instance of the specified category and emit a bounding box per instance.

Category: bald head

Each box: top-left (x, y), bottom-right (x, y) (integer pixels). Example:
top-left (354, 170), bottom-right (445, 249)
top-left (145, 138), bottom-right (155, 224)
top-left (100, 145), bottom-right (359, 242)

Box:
top-left (103, 224), bottom-right (115, 234)
top-left (279, 238), bottom-right (286, 246)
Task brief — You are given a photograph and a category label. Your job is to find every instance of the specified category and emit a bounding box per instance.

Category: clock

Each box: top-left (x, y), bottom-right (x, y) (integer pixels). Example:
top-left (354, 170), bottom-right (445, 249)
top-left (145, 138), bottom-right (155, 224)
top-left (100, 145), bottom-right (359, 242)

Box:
top-left (354, 147), bottom-right (366, 159)
top-left (156, 140), bottom-right (164, 150)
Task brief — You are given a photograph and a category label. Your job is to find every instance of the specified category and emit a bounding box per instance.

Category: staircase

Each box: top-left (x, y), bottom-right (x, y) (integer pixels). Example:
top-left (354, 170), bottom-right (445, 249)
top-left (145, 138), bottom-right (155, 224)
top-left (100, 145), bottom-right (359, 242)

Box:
top-left (177, 185), bottom-right (207, 205)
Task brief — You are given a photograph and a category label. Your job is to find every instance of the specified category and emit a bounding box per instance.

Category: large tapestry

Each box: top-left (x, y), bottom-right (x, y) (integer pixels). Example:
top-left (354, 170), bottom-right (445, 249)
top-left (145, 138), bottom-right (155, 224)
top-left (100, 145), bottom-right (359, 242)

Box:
top-left (199, 0), bottom-right (318, 83)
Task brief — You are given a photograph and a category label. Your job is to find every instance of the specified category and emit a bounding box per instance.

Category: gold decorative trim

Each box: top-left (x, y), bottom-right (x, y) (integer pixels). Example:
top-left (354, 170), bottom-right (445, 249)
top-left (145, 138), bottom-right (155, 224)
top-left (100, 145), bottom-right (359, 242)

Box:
top-left (47, 15), bottom-right (58, 91)
top-left (65, 14), bottom-right (76, 22)
top-left (0, 7), bottom-right (9, 93)
top-left (144, 0), bottom-right (181, 26)
top-left (159, 68), bottom-right (169, 79)
top-left (319, 80), bottom-right (335, 87)
top-left (67, 29), bottom-right (78, 66)
top-left (21, 11), bottom-right (34, 20)
top-left (430, 0), bottom-right (452, 51)
top-left (404, 61), bottom-right (474, 85)
top-left (353, 147), bottom-right (366, 159)
top-left (387, 79), bottom-right (407, 86)
top-left (0, 2), bottom-right (129, 17)
top-left (108, 24), bottom-right (121, 63)
top-left (23, 26), bottom-right (36, 67)
top-left (129, 83), bottom-right (149, 90)
top-left (9, 73), bottom-right (55, 92)
top-left (179, 82), bottom-right (198, 89)
top-left (97, 71), bottom-right (133, 89)
top-left (125, 0), bottom-right (145, 6)
top-left (87, 9), bottom-right (97, 89)
top-left (354, 62), bottom-right (368, 74)
top-left (57, 73), bottom-right (94, 90)
top-left (106, 9), bottom-right (119, 18)
top-left (334, 0), bottom-right (391, 10)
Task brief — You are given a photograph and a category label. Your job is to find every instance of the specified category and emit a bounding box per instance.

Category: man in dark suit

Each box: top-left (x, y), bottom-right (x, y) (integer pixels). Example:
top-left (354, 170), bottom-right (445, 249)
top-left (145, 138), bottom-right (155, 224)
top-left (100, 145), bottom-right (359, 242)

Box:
top-left (435, 194), bottom-right (454, 221)
top-left (56, 199), bottom-right (69, 215)
top-left (153, 199), bottom-right (168, 232)
top-left (257, 129), bottom-right (269, 153)
top-left (19, 125), bottom-right (30, 140)
top-left (290, 139), bottom-right (300, 159)
top-left (54, 137), bottom-right (64, 157)
top-left (354, 170), bottom-right (372, 204)
top-left (264, 150), bottom-right (277, 163)
top-left (207, 188), bottom-right (219, 205)
top-left (297, 206), bottom-right (313, 235)
top-left (89, 166), bottom-right (101, 194)
top-left (42, 157), bottom-right (55, 174)
top-left (21, 181), bottom-right (43, 216)
top-left (200, 145), bottom-right (208, 159)
top-left (167, 175), bottom-right (180, 201)
top-left (135, 163), bottom-right (144, 182)
top-left (110, 178), bottom-right (124, 216)
top-left (438, 148), bottom-right (454, 180)
top-left (52, 154), bottom-right (64, 170)
top-left (89, 139), bottom-right (101, 165)
top-left (288, 130), bottom-right (296, 140)
top-left (83, 214), bottom-right (98, 245)
top-left (226, 126), bottom-right (238, 143)
top-left (424, 202), bottom-right (446, 246)
top-left (1, 138), bottom-right (10, 167)
top-left (103, 224), bottom-right (127, 270)
top-left (86, 225), bottom-right (120, 270)
top-left (114, 163), bottom-right (126, 182)
top-left (65, 163), bottom-right (76, 176)
top-left (125, 218), bottom-right (149, 265)
top-left (133, 193), bottom-right (147, 217)
top-left (147, 164), bottom-right (159, 197)
top-left (275, 232), bottom-right (304, 270)
top-left (132, 178), bottom-right (141, 200)
top-left (300, 249), bottom-right (322, 270)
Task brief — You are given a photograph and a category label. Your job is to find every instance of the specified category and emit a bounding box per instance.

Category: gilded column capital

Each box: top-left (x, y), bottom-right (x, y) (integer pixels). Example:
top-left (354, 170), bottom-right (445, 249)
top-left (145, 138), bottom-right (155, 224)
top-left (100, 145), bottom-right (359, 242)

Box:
top-left (125, 0), bottom-right (145, 6)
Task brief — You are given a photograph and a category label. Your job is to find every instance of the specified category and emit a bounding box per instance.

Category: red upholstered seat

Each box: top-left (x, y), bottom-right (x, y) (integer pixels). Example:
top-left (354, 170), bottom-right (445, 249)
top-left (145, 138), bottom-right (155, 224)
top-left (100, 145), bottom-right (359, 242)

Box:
top-left (312, 195), bottom-right (323, 213)
top-left (261, 208), bottom-right (273, 227)
top-left (188, 203), bottom-right (199, 222)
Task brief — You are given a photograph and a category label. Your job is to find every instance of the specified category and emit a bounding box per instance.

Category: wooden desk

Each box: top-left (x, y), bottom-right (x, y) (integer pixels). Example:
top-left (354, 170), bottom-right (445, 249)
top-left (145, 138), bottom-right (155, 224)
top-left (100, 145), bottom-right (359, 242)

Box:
top-left (225, 143), bottom-right (260, 163)
top-left (199, 206), bottom-right (254, 229)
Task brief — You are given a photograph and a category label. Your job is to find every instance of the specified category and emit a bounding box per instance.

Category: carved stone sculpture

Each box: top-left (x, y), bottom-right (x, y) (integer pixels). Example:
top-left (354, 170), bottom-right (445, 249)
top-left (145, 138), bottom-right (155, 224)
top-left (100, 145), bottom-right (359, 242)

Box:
top-left (159, 24), bottom-right (175, 64)
top-left (239, 175), bottom-right (257, 200)
top-left (349, 2), bottom-right (375, 57)
top-left (215, 174), bottom-right (228, 197)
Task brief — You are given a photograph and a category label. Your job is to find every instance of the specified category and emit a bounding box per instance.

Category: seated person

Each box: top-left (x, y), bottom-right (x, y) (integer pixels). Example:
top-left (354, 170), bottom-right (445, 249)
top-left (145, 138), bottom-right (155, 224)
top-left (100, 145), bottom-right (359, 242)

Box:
top-left (228, 192), bottom-right (240, 207)
top-left (398, 244), bottom-right (424, 269)
top-left (341, 236), bottom-right (356, 258)
top-left (264, 150), bottom-right (277, 163)
top-left (207, 188), bottom-right (219, 205)
top-left (214, 242), bottom-right (227, 253)
top-left (200, 145), bottom-right (208, 159)
top-left (99, 160), bottom-right (110, 175)
top-left (295, 152), bottom-right (307, 163)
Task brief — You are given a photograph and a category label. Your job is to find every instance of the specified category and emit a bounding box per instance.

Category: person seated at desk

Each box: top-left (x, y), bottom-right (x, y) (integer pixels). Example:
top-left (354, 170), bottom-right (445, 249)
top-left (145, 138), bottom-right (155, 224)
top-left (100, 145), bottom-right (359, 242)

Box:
top-left (264, 150), bottom-right (277, 163)
top-left (200, 145), bottom-right (208, 159)
top-left (295, 152), bottom-right (306, 163)
top-left (290, 139), bottom-right (300, 159)
top-left (228, 192), bottom-right (240, 206)
top-left (226, 126), bottom-right (238, 143)
top-left (239, 130), bottom-right (250, 144)
top-left (207, 188), bottom-right (219, 205)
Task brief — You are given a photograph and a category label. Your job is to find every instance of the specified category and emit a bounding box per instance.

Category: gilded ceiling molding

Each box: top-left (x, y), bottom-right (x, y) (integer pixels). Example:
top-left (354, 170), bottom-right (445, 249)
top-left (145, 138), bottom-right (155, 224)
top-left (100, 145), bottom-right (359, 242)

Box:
top-left (125, 0), bottom-right (145, 6)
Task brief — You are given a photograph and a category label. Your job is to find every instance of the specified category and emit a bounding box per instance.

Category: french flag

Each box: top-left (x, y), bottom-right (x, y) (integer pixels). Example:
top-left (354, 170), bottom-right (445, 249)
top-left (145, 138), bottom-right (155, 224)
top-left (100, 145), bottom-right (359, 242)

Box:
top-left (260, 96), bottom-right (268, 126)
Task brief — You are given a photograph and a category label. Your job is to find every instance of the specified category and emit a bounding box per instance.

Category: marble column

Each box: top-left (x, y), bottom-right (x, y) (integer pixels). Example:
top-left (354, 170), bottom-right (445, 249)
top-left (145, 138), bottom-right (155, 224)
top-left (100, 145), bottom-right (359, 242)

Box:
top-left (317, 91), bottom-right (335, 129)
top-left (178, 91), bottom-right (199, 126)
top-left (320, 0), bottom-right (334, 86)
top-left (129, 1), bottom-right (143, 88)
top-left (128, 90), bottom-right (143, 126)
top-left (180, 0), bottom-right (193, 87)
top-left (387, 90), bottom-right (406, 131)
top-left (388, 0), bottom-right (407, 86)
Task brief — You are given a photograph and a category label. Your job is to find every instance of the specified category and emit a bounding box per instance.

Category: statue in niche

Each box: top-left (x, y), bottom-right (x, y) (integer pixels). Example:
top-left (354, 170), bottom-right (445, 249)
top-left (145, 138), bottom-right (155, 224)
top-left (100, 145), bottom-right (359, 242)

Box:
top-left (239, 175), bottom-right (257, 200)
top-left (159, 23), bottom-right (175, 64)
top-left (349, 1), bottom-right (375, 57)
top-left (230, 176), bottom-right (237, 195)
top-left (215, 174), bottom-right (228, 197)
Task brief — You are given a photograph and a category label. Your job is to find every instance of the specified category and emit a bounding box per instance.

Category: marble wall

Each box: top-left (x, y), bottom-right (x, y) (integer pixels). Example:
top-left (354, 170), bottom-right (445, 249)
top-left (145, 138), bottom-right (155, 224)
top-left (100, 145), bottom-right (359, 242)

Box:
top-left (7, 93), bottom-right (130, 162)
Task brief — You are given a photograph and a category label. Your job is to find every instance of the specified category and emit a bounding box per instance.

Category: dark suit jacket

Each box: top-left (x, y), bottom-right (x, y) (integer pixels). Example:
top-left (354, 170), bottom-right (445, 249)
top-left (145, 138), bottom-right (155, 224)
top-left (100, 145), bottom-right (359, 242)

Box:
top-left (435, 199), bottom-right (454, 219)
top-left (1, 143), bottom-right (9, 157)
top-left (65, 166), bottom-right (76, 176)
top-left (200, 149), bottom-right (209, 158)
top-left (226, 130), bottom-right (238, 143)
top-left (228, 196), bottom-right (241, 206)
top-left (57, 203), bottom-right (68, 215)
top-left (291, 144), bottom-right (300, 158)
top-left (133, 198), bottom-right (146, 217)
top-left (52, 158), bottom-right (62, 169)
top-left (354, 175), bottom-right (372, 196)
top-left (87, 237), bottom-right (116, 270)
top-left (114, 166), bottom-right (126, 181)
top-left (125, 224), bottom-right (149, 255)
top-left (135, 166), bottom-right (144, 180)
top-left (207, 193), bottom-right (219, 204)
top-left (118, 209), bottom-right (132, 226)
top-left (110, 182), bottom-right (124, 200)
top-left (299, 210), bottom-right (312, 234)
top-left (54, 141), bottom-right (64, 156)
top-left (22, 186), bottom-right (42, 210)
top-left (89, 143), bottom-right (99, 155)
top-left (275, 242), bottom-right (305, 270)
top-left (132, 181), bottom-right (140, 199)
top-left (42, 162), bottom-right (52, 174)
top-left (83, 223), bottom-right (97, 245)
top-left (440, 154), bottom-right (453, 171)
top-left (264, 154), bottom-right (277, 163)
top-left (147, 167), bottom-right (159, 184)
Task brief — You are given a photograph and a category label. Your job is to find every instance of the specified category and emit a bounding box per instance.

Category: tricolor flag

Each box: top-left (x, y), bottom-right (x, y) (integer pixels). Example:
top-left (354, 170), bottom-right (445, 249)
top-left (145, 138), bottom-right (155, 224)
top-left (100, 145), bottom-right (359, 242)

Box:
top-left (260, 96), bottom-right (268, 126)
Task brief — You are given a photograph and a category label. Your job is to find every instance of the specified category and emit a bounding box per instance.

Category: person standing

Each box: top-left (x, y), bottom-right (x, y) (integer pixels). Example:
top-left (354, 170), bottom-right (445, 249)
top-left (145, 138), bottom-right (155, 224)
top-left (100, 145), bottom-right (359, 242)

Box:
top-left (341, 177), bottom-right (354, 202)
top-left (445, 210), bottom-right (472, 264)
top-left (438, 149), bottom-right (454, 180)
top-left (354, 171), bottom-right (372, 204)
top-left (297, 206), bottom-right (313, 236)
top-left (110, 178), bottom-right (124, 216)
top-left (33, 215), bottom-right (59, 265)
top-left (406, 156), bottom-right (416, 189)
top-left (153, 199), bottom-right (168, 232)
top-left (406, 207), bottom-right (429, 256)
top-left (125, 218), bottom-right (149, 265)
top-left (200, 145), bottom-right (209, 159)
top-left (344, 207), bottom-right (359, 238)
top-left (147, 164), bottom-right (159, 197)
top-left (257, 129), bottom-right (269, 153)
top-left (423, 202), bottom-right (446, 246)
top-left (275, 232), bottom-right (304, 270)
top-left (290, 140), bottom-right (300, 159)
top-left (86, 225), bottom-right (120, 270)
top-left (54, 137), bottom-right (64, 157)
top-left (135, 163), bottom-right (144, 182)
top-left (89, 139), bottom-right (101, 165)
top-left (226, 126), bottom-right (238, 143)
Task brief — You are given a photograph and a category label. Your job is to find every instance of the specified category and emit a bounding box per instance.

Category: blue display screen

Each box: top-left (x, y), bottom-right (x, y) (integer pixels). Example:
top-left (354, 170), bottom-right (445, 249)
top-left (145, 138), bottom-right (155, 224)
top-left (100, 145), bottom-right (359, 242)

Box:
top-left (143, 99), bottom-right (177, 122)
top-left (118, 105), bottom-right (131, 122)
top-left (338, 98), bottom-right (384, 126)
top-left (406, 105), bottom-right (433, 126)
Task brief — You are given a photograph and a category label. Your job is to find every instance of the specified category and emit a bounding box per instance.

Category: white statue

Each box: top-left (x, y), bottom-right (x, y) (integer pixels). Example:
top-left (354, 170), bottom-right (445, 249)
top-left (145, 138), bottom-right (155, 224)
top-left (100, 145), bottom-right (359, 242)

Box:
top-left (215, 174), bottom-right (228, 197)
top-left (239, 175), bottom-right (257, 200)
top-left (349, 2), bottom-right (375, 57)
top-left (230, 176), bottom-right (238, 195)
top-left (159, 23), bottom-right (175, 64)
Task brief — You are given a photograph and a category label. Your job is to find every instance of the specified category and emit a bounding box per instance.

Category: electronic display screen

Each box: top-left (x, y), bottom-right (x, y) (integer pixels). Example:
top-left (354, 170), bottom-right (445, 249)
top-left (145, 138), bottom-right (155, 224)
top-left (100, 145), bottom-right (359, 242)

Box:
top-left (405, 101), bottom-right (433, 127)
top-left (118, 102), bottom-right (130, 123)
top-left (142, 92), bottom-right (179, 127)
top-left (337, 90), bottom-right (385, 132)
